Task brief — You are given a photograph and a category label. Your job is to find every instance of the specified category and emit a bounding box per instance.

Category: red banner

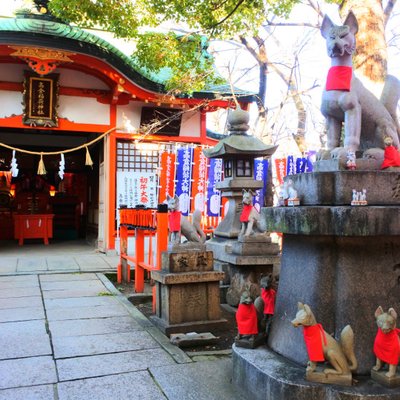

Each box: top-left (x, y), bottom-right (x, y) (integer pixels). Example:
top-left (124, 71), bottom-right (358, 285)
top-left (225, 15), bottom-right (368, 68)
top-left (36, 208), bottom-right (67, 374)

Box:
top-left (158, 152), bottom-right (176, 203)
top-left (190, 146), bottom-right (208, 212)
top-left (275, 158), bottom-right (287, 185)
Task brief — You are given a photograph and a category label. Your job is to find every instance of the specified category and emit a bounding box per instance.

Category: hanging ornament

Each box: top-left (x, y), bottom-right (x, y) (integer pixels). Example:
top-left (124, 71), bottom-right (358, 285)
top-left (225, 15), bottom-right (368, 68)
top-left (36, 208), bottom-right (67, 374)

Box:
top-left (10, 150), bottom-right (19, 177)
top-left (85, 146), bottom-right (93, 168)
top-left (58, 153), bottom-right (65, 180)
top-left (37, 153), bottom-right (47, 175)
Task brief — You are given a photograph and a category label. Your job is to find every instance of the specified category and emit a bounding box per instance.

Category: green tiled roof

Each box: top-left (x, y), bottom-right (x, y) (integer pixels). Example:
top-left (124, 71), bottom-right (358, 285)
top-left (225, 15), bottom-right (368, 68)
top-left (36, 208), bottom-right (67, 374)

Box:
top-left (0, 14), bottom-right (256, 101)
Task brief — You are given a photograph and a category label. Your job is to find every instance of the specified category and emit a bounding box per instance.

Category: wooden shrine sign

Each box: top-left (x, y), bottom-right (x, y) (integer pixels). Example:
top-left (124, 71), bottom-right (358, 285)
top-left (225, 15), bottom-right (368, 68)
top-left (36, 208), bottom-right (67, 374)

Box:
top-left (23, 71), bottom-right (59, 127)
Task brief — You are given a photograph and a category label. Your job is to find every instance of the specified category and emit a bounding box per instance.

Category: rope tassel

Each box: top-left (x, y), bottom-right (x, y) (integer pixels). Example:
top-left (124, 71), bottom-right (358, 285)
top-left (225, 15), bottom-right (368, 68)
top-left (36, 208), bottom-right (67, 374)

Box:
top-left (37, 153), bottom-right (47, 175)
top-left (85, 146), bottom-right (93, 168)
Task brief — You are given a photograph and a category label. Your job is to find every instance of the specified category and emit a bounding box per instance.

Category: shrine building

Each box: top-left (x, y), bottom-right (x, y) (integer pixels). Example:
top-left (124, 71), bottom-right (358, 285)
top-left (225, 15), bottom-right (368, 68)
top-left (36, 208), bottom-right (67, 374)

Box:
top-left (0, 7), bottom-right (255, 252)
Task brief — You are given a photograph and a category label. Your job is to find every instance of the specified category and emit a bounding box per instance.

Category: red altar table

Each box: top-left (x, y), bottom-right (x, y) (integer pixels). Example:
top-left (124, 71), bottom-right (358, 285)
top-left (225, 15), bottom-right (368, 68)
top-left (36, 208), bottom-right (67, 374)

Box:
top-left (13, 214), bottom-right (54, 245)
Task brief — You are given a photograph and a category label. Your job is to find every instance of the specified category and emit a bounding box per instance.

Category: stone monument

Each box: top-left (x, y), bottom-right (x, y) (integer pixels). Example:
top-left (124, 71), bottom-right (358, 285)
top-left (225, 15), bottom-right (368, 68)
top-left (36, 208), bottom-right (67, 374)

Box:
top-left (232, 12), bottom-right (400, 398)
top-left (151, 249), bottom-right (227, 335)
top-left (203, 107), bottom-right (280, 306)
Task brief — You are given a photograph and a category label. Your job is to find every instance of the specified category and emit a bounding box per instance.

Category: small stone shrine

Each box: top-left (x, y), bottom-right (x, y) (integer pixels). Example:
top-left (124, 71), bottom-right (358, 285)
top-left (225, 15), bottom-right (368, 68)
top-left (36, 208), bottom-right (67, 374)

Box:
top-left (151, 248), bottom-right (227, 335)
top-left (203, 107), bottom-right (280, 306)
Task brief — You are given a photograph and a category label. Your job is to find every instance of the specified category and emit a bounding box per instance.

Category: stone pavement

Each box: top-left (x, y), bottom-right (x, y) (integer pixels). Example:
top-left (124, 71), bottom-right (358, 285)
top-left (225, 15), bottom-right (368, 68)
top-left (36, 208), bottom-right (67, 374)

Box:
top-left (0, 240), bottom-right (120, 275)
top-left (0, 271), bottom-right (246, 400)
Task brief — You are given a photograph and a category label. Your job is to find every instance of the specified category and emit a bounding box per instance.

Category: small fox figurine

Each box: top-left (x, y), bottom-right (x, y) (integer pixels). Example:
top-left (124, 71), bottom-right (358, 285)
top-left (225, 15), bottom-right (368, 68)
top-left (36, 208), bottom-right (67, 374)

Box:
top-left (373, 306), bottom-right (400, 378)
top-left (292, 302), bottom-right (357, 379)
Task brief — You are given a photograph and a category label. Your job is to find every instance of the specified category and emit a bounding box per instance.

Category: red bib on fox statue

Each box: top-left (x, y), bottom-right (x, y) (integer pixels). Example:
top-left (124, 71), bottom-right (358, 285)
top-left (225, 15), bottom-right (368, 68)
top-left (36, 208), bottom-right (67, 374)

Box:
top-left (303, 324), bottom-right (327, 362)
top-left (168, 210), bottom-right (181, 232)
top-left (236, 303), bottom-right (258, 335)
top-left (326, 66), bottom-right (352, 91)
top-left (261, 288), bottom-right (276, 315)
top-left (381, 145), bottom-right (400, 169)
top-left (374, 327), bottom-right (400, 365)
top-left (240, 204), bottom-right (253, 223)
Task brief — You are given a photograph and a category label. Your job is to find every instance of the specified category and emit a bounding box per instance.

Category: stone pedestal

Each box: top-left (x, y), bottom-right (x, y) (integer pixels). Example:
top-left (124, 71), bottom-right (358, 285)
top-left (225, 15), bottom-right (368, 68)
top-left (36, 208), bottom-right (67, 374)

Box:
top-left (232, 171), bottom-right (400, 399)
top-left (151, 250), bottom-right (227, 335)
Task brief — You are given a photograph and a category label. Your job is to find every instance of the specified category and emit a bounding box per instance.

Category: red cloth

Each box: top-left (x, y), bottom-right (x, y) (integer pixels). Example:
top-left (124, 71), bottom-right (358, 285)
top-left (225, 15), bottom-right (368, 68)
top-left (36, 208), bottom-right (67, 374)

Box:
top-left (236, 303), bottom-right (258, 335)
top-left (240, 204), bottom-right (253, 222)
top-left (168, 211), bottom-right (181, 232)
top-left (261, 288), bottom-right (276, 315)
top-left (374, 328), bottom-right (400, 365)
top-left (326, 66), bottom-right (352, 91)
top-left (303, 324), bottom-right (327, 362)
top-left (381, 145), bottom-right (400, 169)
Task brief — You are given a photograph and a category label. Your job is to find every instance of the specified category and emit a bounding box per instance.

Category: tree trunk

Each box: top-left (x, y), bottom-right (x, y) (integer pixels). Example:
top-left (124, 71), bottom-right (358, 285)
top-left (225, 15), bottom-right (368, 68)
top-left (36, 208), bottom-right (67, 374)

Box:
top-left (339, 0), bottom-right (387, 87)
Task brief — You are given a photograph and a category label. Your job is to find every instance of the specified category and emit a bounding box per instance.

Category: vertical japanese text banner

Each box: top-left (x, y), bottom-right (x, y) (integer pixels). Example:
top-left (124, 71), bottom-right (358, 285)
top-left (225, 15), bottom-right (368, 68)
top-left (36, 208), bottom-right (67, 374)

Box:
top-left (274, 158), bottom-right (287, 186)
top-left (286, 155), bottom-right (295, 176)
top-left (191, 146), bottom-right (208, 213)
top-left (175, 147), bottom-right (193, 216)
top-left (158, 151), bottom-right (176, 203)
top-left (206, 158), bottom-right (223, 217)
top-left (253, 159), bottom-right (268, 212)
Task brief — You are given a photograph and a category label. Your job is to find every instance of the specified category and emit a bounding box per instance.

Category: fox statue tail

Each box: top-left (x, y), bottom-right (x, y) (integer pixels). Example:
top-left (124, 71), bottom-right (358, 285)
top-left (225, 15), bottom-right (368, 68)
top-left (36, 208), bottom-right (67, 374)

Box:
top-left (340, 325), bottom-right (358, 372)
top-left (192, 209), bottom-right (206, 243)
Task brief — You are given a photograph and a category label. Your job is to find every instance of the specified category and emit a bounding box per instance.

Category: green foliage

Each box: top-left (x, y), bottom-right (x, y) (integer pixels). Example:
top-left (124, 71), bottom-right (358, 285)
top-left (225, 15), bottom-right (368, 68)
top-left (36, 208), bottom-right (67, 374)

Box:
top-left (46, 0), bottom-right (301, 92)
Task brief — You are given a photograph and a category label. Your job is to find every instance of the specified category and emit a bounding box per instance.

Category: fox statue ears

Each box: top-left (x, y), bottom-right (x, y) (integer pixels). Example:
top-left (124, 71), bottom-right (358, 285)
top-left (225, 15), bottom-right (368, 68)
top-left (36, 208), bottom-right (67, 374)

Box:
top-left (375, 306), bottom-right (398, 320)
top-left (297, 302), bottom-right (312, 315)
top-left (166, 194), bottom-right (179, 201)
top-left (242, 189), bottom-right (256, 196)
top-left (321, 11), bottom-right (358, 39)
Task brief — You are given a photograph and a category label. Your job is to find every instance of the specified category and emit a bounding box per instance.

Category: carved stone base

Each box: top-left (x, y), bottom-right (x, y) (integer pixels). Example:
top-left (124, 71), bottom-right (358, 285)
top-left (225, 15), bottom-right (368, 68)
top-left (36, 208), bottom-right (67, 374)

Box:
top-left (167, 242), bottom-right (207, 252)
top-left (306, 367), bottom-right (352, 386)
top-left (371, 369), bottom-right (400, 388)
top-left (235, 334), bottom-right (265, 349)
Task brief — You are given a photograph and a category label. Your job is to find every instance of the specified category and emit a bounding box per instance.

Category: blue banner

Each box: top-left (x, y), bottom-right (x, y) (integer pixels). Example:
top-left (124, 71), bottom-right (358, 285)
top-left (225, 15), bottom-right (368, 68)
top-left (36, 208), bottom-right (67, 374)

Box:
top-left (295, 157), bottom-right (307, 174)
top-left (253, 159), bottom-right (268, 212)
top-left (175, 147), bottom-right (193, 216)
top-left (206, 158), bottom-right (223, 217)
top-left (286, 155), bottom-right (295, 176)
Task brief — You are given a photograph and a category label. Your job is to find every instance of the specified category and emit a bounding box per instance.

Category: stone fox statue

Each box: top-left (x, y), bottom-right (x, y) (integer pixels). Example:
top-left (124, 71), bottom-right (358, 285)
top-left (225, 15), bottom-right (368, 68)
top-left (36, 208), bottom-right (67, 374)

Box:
top-left (292, 303), bottom-right (358, 376)
top-left (166, 194), bottom-right (206, 244)
top-left (320, 11), bottom-right (400, 162)
top-left (373, 306), bottom-right (400, 378)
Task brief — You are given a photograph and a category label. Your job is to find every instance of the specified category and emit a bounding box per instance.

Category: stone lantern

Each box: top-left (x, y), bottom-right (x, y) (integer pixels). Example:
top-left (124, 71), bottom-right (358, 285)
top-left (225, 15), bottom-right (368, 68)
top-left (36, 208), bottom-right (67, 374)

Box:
top-left (204, 107), bottom-right (280, 305)
top-left (203, 107), bottom-right (277, 238)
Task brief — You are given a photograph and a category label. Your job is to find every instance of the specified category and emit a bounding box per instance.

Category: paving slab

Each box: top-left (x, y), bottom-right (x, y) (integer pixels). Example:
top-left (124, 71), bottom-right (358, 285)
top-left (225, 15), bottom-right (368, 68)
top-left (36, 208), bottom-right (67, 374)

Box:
top-left (53, 330), bottom-right (159, 359)
top-left (0, 384), bottom-right (55, 400)
top-left (0, 295), bottom-right (42, 309)
top-left (44, 295), bottom-right (120, 309)
top-left (0, 356), bottom-right (57, 389)
top-left (0, 286), bottom-right (41, 298)
top-left (0, 275), bottom-right (38, 288)
top-left (41, 288), bottom-right (108, 299)
top-left (151, 358), bottom-right (247, 400)
top-left (0, 275), bottom-right (37, 282)
top-left (48, 316), bottom-right (142, 337)
top-left (40, 280), bottom-right (106, 291)
top-left (74, 255), bottom-right (112, 268)
top-left (0, 319), bottom-right (47, 335)
top-left (0, 306), bottom-right (45, 322)
top-left (46, 303), bottom-right (129, 321)
top-left (39, 273), bottom-right (98, 282)
top-left (0, 258), bottom-right (17, 272)
top-left (46, 257), bottom-right (80, 271)
top-left (57, 348), bottom-right (175, 381)
top-left (57, 370), bottom-right (166, 400)
top-left (0, 330), bottom-right (51, 360)
top-left (17, 258), bottom-right (48, 272)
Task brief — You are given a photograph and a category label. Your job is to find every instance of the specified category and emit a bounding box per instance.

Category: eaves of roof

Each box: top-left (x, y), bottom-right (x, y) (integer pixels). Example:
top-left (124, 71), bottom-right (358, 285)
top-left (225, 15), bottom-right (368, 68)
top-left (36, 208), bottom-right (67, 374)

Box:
top-left (0, 14), bottom-right (257, 102)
